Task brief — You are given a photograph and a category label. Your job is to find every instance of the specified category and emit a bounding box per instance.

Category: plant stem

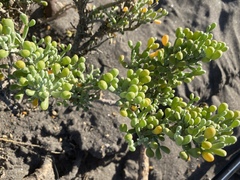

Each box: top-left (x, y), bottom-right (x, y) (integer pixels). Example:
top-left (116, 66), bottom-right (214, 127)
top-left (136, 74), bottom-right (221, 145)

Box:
top-left (71, 0), bottom-right (89, 55)
top-left (138, 145), bottom-right (149, 180)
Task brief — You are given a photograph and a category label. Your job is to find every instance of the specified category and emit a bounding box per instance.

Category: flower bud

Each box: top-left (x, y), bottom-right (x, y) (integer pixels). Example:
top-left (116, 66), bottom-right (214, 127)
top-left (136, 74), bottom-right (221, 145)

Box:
top-left (141, 7), bottom-right (148, 13)
top-left (152, 125), bottom-right (163, 135)
top-left (230, 120), bottom-right (240, 128)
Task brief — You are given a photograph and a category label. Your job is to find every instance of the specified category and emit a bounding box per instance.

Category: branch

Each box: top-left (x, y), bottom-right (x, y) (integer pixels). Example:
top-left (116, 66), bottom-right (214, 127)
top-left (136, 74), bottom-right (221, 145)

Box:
top-left (0, 137), bottom-right (42, 148)
top-left (90, 0), bottom-right (126, 15)
top-left (138, 145), bottom-right (149, 180)
top-left (77, 20), bottom-right (141, 56)
top-left (71, 0), bottom-right (90, 55)
top-left (39, 3), bottom-right (74, 24)
top-left (0, 137), bottom-right (62, 154)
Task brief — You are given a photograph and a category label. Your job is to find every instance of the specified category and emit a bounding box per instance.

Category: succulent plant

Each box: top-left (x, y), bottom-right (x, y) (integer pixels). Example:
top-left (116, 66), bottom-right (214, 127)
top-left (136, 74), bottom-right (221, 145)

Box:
top-left (99, 23), bottom-right (239, 161)
top-left (0, 13), bottom-right (101, 110)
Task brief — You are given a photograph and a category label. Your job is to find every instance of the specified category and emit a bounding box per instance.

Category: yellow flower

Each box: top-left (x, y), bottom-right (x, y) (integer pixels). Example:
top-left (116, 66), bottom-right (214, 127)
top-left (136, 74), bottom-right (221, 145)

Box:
top-left (202, 151), bottom-right (214, 162)
top-left (149, 50), bottom-right (160, 58)
top-left (122, 6), bottom-right (129, 12)
top-left (148, 0), bottom-right (154, 5)
top-left (32, 98), bottom-right (39, 107)
top-left (130, 105), bottom-right (138, 111)
top-left (141, 7), bottom-right (148, 13)
top-left (162, 35), bottom-right (169, 46)
top-left (0, 72), bottom-right (4, 81)
top-left (152, 125), bottom-right (163, 135)
top-left (153, 20), bottom-right (161, 25)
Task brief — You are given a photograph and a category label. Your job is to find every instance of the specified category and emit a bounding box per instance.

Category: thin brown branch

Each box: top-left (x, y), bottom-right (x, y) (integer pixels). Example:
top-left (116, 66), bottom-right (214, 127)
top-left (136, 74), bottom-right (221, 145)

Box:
top-left (70, 0), bottom-right (146, 56)
top-left (77, 20), bottom-right (141, 56)
top-left (39, 3), bottom-right (74, 24)
top-left (71, 0), bottom-right (90, 55)
top-left (0, 137), bottom-right (62, 154)
top-left (0, 137), bottom-right (42, 148)
top-left (80, 35), bottom-right (113, 55)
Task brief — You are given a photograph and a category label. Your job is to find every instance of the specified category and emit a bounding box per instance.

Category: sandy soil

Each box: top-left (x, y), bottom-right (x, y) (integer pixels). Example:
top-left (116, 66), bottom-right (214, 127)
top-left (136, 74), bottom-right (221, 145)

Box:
top-left (0, 0), bottom-right (240, 179)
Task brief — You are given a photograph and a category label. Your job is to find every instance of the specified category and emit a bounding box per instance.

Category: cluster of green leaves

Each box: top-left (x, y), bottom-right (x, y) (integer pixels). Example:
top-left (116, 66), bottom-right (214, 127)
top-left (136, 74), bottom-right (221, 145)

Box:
top-left (99, 23), bottom-right (240, 161)
top-left (0, 14), bottom-right (101, 110)
top-left (90, 0), bottom-right (167, 33)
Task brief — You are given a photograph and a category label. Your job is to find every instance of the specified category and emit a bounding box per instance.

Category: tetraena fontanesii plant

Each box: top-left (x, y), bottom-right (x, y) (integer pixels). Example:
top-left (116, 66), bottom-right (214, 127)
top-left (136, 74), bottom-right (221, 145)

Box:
top-left (0, 0), bottom-right (239, 163)
top-left (98, 24), bottom-right (240, 162)
top-left (71, 0), bottom-right (168, 55)
top-left (0, 13), bottom-right (101, 110)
